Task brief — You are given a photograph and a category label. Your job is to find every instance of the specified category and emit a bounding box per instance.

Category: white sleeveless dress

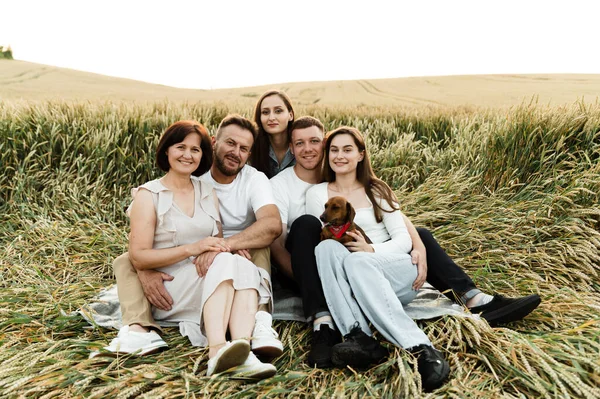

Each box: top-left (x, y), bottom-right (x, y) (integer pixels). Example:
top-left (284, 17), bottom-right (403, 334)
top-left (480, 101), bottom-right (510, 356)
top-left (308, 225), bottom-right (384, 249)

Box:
top-left (130, 178), bottom-right (272, 346)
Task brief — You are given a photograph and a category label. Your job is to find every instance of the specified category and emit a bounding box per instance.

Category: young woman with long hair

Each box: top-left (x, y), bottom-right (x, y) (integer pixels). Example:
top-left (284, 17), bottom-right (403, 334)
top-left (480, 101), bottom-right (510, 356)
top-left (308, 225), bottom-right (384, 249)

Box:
top-left (305, 126), bottom-right (450, 392)
top-left (250, 90), bottom-right (295, 178)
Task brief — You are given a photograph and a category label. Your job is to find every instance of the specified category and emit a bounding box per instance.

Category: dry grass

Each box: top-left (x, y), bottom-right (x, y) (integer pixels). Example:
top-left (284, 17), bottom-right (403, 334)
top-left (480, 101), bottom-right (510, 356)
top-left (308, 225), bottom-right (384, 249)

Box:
top-left (1, 100), bottom-right (600, 398)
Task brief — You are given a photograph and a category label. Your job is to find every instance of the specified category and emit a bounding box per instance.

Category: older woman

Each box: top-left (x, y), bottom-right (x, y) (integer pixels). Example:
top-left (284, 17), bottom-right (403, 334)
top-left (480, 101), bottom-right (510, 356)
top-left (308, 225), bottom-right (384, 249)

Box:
top-left (100, 120), bottom-right (275, 380)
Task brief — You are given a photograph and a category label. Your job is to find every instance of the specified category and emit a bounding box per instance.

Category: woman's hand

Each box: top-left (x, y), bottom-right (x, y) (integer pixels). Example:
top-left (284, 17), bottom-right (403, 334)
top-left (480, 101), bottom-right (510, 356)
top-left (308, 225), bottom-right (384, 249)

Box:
top-left (189, 237), bottom-right (230, 256)
top-left (411, 248), bottom-right (428, 290)
top-left (344, 230), bottom-right (374, 253)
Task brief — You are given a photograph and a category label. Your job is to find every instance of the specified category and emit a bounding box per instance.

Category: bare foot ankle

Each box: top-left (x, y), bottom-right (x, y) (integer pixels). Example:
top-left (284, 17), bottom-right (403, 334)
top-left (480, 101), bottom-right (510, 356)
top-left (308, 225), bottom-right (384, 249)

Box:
top-left (209, 343), bottom-right (225, 359)
top-left (128, 324), bottom-right (150, 333)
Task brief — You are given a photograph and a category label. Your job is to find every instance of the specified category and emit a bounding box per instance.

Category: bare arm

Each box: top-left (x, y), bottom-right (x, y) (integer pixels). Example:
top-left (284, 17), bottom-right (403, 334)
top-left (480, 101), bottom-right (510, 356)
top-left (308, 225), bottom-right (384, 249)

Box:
top-left (225, 204), bottom-right (282, 251)
top-left (403, 214), bottom-right (428, 290)
top-left (403, 214), bottom-right (426, 253)
top-left (270, 224), bottom-right (293, 278)
top-left (129, 189), bottom-right (229, 270)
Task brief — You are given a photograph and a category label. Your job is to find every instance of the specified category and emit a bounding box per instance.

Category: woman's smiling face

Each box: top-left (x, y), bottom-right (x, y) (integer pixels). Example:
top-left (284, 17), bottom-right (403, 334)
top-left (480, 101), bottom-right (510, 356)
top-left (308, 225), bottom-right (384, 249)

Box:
top-left (328, 133), bottom-right (364, 176)
top-left (166, 133), bottom-right (202, 174)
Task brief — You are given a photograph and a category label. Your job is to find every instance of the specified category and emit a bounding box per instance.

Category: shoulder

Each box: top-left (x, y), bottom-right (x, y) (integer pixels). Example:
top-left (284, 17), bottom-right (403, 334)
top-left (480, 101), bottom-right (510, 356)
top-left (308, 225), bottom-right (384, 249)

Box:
top-left (135, 179), bottom-right (168, 194)
top-left (306, 182), bottom-right (328, 197)
top-left (192, 176), bottom-right (214, 198)
top-left (128, 181), bottom-right (159, 218)
top-left (198, 170), bottom-right (213, 185)
top-left (270, 166), bottom-right (295, 186)
top-left (242, 164), bottom-right (270, 185)
top-left (130, 179), bottom-right (167, 202)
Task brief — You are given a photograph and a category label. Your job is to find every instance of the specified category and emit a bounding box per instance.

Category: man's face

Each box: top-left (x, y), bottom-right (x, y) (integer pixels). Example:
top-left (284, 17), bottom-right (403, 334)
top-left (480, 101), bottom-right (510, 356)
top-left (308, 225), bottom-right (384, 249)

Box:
top-left (290, 126), bottom-right (324, 171)
top-left (213, 124), bottom-right (254, 176)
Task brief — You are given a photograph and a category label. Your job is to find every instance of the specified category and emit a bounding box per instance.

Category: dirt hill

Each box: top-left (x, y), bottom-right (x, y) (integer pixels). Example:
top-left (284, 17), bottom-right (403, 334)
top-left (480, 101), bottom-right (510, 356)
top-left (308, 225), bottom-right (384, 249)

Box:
top-left (1, 59), bottom-right (599, 108)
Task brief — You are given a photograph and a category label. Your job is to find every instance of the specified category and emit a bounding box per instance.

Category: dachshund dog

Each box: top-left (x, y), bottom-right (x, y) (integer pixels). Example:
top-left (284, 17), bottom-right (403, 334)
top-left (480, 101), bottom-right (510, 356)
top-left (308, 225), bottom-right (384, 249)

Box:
top-left (320, 196), bottom-right (372, 244)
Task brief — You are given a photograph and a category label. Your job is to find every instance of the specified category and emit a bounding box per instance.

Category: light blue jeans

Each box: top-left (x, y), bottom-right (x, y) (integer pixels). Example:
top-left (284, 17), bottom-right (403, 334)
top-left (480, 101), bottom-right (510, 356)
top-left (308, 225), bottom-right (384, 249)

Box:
top-left (315, 239), bottom-right (432, 349)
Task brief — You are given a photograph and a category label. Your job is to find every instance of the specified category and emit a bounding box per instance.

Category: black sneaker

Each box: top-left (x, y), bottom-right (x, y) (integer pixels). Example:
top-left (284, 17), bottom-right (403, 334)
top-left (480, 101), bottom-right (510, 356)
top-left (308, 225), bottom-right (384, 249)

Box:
top-left (307, 325), bottom-right (341, 368)
top-left (409, 344), bottom-right (450, 392)
top-left (470, 294), bottom-right (541, 326)
top-left (331, 325), bottom-right (388, 369)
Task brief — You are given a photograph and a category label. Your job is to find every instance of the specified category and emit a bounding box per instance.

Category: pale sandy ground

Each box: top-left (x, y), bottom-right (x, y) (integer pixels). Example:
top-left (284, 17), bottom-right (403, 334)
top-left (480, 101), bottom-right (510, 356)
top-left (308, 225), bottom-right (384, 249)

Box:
top-left (1, 59), bottom-right (599, 108)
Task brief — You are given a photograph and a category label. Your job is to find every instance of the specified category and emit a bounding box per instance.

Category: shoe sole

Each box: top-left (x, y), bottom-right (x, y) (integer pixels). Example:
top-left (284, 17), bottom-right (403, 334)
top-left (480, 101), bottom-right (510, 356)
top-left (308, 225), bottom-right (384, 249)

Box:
top-left (228, 365), bottom-right (277, 380)
top-left (331, 347), bottom-right (387, 369)
top-left (212, 341), bottom-right (251, 374)
top-left (252, 344), bottom-right (283, 359)
top-left (481, 295), bottom-right (542, 326)
top-left (90, 342), bottom-right (168, 359)
top-left (307, 356), bottom-right (334, 369)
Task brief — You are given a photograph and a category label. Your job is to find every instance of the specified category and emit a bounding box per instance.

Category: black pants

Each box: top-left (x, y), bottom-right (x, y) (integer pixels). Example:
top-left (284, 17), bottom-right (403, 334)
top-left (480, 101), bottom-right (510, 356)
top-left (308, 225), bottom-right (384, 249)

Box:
top-left (286, 216), bottom-right (479, 319)
top-left (287, 215), bottom-right (329, 319)
top-left (416, 227), bottom-right (478, 302)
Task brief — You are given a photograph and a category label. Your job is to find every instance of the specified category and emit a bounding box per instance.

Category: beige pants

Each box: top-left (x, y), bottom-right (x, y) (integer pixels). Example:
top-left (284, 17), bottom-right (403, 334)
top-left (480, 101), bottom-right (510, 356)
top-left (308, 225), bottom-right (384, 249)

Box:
top-left (113, 248), bottom-right (272, 330)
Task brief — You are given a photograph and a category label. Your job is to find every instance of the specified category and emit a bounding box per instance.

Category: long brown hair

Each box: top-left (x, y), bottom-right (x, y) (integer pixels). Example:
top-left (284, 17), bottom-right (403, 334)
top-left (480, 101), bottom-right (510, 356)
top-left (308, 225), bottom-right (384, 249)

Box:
top-left (250, 90), bottom-right (295, 178)
top-left (323, 126), bottom-right (399, 222)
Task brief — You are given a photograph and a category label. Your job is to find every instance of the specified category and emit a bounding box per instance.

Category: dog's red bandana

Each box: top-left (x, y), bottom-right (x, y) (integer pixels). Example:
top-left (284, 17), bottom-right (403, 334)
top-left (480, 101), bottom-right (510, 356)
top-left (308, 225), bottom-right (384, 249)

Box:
top-left (327, 222), bottom-right (352, 239)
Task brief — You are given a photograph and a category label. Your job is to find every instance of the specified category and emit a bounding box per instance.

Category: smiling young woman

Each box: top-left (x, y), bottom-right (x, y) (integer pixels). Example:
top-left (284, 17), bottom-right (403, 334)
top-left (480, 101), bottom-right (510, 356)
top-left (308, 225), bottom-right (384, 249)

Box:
top-left (305, 126), bottom-right (450, 392)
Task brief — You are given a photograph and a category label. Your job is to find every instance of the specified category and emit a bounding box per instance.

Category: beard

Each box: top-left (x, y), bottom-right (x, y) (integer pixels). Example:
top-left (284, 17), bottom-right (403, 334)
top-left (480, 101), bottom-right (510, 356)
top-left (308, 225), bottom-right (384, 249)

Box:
top-left (215, 153), bottom-right (243, 176)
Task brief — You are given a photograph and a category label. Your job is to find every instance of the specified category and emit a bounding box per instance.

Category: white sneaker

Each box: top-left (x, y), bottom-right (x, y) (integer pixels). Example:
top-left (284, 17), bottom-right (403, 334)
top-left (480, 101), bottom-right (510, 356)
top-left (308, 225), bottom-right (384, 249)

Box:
top-left (229, 352), bottom-right (277, 380)
top-left (251, 311), bottom-right (283, 358)
top-left (206, 339), bottom-right (251, 377)
top-left (90, 325), bottom-right (168, 358)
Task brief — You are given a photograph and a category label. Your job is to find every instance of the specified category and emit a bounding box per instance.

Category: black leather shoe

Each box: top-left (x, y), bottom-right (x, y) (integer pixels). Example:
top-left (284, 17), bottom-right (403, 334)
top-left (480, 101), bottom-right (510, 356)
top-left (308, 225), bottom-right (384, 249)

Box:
top-left (409, 344), bottom-right (450, 392)
top-left (307, 325), bottom-right (341, 368)
top-left (470, 294), bottom-right (541, 326)
top-left (331, 325), bottom-right (388, 368)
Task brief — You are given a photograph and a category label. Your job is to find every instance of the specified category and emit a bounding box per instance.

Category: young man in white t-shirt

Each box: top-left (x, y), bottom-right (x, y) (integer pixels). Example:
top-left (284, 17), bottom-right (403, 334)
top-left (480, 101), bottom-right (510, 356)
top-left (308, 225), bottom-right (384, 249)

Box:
top-left (269, 117), bottom-right (339, 368)
top-left (269, 116), bottom-right (541, 369)
top-left (103, 115), bottom-right (284, 376)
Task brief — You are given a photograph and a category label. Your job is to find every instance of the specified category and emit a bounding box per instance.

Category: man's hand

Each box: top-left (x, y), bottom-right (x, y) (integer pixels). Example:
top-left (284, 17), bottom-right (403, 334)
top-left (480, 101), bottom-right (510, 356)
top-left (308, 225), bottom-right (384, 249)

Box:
top-left (194, 251), bottom-right (220, 277)
top-left (137, 269), bottom-right (174, 311)
top-left (235, 249), bottom-right (252, 260)
top-left (411, 248), bottom-right (427, 290)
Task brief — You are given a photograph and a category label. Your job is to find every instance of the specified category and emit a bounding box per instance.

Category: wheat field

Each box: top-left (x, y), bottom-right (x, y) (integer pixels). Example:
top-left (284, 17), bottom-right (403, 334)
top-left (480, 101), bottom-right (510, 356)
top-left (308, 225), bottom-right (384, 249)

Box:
top-left (2, 59), bottom-right (600, 108)
top-left (1, 98), bottom-right (599, 398)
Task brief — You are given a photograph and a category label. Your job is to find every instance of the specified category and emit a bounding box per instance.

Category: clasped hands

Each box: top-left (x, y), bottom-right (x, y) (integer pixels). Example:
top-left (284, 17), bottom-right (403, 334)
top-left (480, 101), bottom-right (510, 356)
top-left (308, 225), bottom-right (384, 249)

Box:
top-left (139, 237), bottom-right (252, 311)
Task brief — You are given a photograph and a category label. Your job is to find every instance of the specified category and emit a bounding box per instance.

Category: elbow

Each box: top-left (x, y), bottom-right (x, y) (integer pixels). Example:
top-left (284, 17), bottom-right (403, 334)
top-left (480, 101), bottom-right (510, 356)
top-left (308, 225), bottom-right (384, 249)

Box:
top-left (270, 222), bottom-right (283, 240)
top-left (128, 252), bottom-right (145, 270)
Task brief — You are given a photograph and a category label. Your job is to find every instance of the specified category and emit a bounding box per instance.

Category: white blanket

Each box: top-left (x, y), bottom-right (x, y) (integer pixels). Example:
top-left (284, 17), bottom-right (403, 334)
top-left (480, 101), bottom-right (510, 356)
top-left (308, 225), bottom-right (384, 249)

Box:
top-left (79, 281), bottom-right (476, 346)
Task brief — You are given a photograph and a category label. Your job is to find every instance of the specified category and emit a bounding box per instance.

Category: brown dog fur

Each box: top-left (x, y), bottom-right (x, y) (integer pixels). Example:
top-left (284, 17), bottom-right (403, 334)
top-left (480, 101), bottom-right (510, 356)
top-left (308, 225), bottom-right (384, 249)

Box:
top-left (320, 196), bottom-right (372, 244)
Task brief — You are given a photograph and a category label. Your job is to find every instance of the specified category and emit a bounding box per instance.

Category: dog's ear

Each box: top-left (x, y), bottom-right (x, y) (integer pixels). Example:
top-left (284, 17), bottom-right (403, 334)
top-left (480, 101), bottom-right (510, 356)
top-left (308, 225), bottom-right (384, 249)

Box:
top-left (346, 201), bottom-right (356, 222)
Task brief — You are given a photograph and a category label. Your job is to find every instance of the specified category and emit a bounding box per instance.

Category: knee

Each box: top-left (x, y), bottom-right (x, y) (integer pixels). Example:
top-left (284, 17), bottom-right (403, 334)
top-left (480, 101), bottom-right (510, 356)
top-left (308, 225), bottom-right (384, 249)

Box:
top-left (344, 253), bottom-right (371, 276)
top-left (113, 252), bottom-right (134, 275)
top-left (315, 239), bottom-right (342, 255)
top-left (291, 214), bottom-right (322, 234)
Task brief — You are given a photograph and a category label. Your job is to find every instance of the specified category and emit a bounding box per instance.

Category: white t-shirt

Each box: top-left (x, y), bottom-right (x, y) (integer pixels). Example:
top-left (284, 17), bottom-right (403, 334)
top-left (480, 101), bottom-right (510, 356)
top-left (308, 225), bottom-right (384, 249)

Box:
top-left (270, 167), bottom-right (315, 234)
top-left (305, 183), bottom-right (412, 254)
top-left (199, 165), bottom-right (275, 238)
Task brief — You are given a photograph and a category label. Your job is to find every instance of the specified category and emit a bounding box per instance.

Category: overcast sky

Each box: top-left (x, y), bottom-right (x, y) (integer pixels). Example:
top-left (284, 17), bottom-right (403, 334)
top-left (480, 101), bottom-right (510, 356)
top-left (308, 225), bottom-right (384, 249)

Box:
top-left (2, 0), bottom-right (599, 89)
